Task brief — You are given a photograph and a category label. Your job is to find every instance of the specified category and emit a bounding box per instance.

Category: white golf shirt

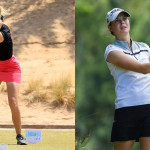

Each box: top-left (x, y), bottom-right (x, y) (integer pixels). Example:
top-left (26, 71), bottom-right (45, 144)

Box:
top-left (105, 39), bottom-right (150, 109)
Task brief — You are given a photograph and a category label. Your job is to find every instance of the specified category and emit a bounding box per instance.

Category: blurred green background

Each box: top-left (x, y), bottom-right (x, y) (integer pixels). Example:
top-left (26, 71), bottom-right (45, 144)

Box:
top-left (75, 0), bottom-right (150, 149)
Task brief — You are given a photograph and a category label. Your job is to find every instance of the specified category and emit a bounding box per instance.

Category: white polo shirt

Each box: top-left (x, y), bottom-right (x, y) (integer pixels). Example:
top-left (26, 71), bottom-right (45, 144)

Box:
top-left (105, 39), bottom-right (150, 109)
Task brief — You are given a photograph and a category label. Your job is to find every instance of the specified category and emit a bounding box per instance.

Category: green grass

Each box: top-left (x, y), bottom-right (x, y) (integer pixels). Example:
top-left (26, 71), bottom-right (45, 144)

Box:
top-left (0, 130), bottom-right (75, 150)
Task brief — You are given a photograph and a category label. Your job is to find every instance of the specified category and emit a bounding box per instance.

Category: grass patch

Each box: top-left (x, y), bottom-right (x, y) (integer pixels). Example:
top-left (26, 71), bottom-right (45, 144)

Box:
top-left (0, 130), bottom-right (75, 150)
top-left (24, 78), bottom-right (43, 95)
top-left (27, 89), bottom-right (49, 104)
top-left (24, 74), bottom-right (75, 110)
top-left (49, 74), bottom-right (75, 110)
top-left (32, 89), bottom-right (49, 103)
top-left (24, 78), bottom-right (49, 104)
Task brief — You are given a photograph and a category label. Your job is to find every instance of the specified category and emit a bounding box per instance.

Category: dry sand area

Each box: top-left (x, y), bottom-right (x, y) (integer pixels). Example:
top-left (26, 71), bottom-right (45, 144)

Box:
top-left (0, 0), bottom-right (75, 126)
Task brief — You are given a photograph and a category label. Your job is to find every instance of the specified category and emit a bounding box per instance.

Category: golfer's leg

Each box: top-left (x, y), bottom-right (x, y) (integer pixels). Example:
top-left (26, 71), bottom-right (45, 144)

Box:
top-left (114, 140), bottom-right (135, 150)
top-left (6, 82), bottom-right (21, 135)
top-left (140, 137), bottom-right (150, 150)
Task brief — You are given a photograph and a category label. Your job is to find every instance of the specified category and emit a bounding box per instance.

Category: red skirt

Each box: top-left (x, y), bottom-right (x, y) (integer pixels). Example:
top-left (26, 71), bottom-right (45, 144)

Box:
top-left (0, 55), bottom-right (21, 83)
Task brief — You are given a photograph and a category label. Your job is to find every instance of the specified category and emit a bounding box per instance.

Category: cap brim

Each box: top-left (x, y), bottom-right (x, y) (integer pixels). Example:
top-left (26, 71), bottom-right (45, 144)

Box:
top-left (110, 11), bottom-right (130, 23)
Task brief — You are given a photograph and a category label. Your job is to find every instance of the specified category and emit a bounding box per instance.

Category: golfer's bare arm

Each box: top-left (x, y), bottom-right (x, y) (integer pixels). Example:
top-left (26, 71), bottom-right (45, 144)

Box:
top-left (0, 23), bottom-right (4, 43)
top-left (107, 51), bottom-right (150, 74)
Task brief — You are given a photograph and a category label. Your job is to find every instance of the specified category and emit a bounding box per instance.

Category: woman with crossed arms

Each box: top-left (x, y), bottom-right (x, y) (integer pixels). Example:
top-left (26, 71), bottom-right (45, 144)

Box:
top-left (105, 8), bottom-right (150, 150)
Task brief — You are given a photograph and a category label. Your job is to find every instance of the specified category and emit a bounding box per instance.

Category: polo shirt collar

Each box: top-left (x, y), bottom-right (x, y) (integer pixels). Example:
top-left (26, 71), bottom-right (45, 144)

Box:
top-left (114, 39), bottom-right (133, 51)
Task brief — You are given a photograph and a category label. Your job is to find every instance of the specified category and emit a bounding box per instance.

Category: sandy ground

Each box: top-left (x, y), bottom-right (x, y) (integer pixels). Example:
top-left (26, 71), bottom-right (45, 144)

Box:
top-left (0, 0), bottom-right (75, 126)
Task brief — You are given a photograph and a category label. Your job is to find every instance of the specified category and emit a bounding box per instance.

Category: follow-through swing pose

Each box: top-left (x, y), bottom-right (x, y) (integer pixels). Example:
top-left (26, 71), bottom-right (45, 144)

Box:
top-left (105, 8), bottom-right (150, 150)
top-left (0, 6), bottom-right (27, 145)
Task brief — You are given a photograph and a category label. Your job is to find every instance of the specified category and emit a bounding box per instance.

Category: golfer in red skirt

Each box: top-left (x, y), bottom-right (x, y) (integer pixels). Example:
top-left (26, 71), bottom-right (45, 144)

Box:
top-left (0, 7), bottom-right (27, 145)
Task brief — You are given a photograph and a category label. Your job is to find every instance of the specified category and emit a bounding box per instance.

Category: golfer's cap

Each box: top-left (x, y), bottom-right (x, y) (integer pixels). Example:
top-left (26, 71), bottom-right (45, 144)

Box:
top-left (106, 8), bottom-right (130, 25)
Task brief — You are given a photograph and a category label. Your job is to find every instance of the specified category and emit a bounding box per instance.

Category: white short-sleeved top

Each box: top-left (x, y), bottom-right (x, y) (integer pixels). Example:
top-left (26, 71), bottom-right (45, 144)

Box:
top-left (105, 39), bottom-right (150, 109)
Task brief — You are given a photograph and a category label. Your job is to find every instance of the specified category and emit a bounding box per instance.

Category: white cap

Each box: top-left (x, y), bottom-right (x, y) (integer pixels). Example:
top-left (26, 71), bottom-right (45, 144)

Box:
top-left (106, 8), bottom-right (130, 25)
